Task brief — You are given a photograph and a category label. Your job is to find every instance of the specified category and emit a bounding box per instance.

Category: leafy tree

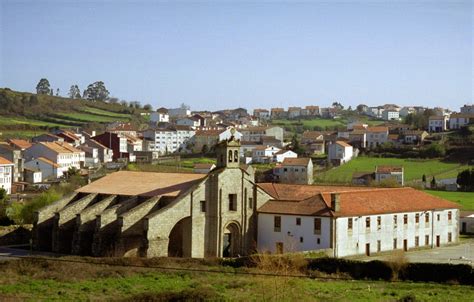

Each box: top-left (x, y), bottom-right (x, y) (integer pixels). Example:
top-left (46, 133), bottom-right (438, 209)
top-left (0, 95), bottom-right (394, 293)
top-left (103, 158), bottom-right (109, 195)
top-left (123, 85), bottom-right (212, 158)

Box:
top-left (431, 176), bottom-right (436, 189)
top-left (332, 102), bottom-right (344, 110)
top-left (143, 104), bottom-right (153, 111)
top-left (422, 174), bottom-right (426, 183)
top-left (356, 104), bottom-right (367, 113)
top-left (457, 169), bottom-right (474, 191)
top-left (290, 134), bottom-right (305, 155)
top-left (49, 89), bottom-right (54, 96)
top-left (0, 188), bottom-right (6, 203)
top-left (422, 143), bottom-right (445, 158)
top-left (68, 85), bottom-right (81, 99)
top-left (83, 81), bottom-right (110, 101)
top-left (120, 100), bottom-right (128, 107)
top-left (36, 78), bottom-right (51, 94)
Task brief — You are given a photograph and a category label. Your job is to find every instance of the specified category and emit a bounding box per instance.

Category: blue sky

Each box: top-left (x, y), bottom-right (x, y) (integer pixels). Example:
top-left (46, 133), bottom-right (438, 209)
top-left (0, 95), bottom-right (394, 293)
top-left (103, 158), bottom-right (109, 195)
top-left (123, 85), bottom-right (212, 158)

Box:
top-left (0, 0), bottom-right (472, 111)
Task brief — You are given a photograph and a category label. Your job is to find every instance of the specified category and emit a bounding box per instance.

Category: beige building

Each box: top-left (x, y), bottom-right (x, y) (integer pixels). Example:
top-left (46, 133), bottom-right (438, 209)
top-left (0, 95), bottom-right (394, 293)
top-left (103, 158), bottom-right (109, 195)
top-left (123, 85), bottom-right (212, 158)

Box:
top-left (273, 158), bottom-right (314, 184)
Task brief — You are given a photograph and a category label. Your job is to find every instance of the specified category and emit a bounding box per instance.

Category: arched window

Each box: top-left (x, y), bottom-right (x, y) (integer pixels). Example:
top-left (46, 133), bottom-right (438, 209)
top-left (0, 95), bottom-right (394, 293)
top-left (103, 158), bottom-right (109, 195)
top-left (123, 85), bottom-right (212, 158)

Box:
top-left (234, 150), bottom-right (239, 162)
top-left (228, 150), bottom-right (233, 162)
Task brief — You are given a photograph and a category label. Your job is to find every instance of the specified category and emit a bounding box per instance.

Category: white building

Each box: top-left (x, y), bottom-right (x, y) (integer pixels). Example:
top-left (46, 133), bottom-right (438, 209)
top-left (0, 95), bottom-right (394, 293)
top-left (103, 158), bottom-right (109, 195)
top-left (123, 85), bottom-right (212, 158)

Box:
top-left (253, 109), bottom-right (270, 120)
top-left (252, 146), bottom-right (281, 164)
top-left (24, 157), bottom-right (62, 180)
top-left (176, 117), bottom-right (201, 128)
top-left (428, 116), bottom-right (448, 132)
top-left (273, 158), bottom-right (313, 185)
top-left (327, 141), bottom-right (353, 165)
top-left (375, 165), bottom-right (404, 186)
top-left (24, 167), bottom-right (42, 184)
top-left (150, 108), bottom-right (170, 123)
top-left (399, 106), bottom-right (416, 117)
top-left (257, 184), bottom-right (459, 257)
top-left (0, 156), bottom-right (14, 194)
top-left (168, 107), bottom-right (191, 118)
top-left (460, 105), bottom-right (474, 114)
top-left (273, 150), bottom-right (298, 163)
top-left (460, 211), bottom-right (474, 234)
top-left (24, 142), bottom-right (85, 177)
top-left (382, 110), bottom-right (400, 121)
top-left (241, 126), bottom-right (284, 143)
top-left (143, 126), bottom-right (195, 154)
top-left (366, 127), bottom-right (389, 148)
top-left (449, 114), bottom-right (474, 129)
top-left (367, 107), bottom-right (384, 118)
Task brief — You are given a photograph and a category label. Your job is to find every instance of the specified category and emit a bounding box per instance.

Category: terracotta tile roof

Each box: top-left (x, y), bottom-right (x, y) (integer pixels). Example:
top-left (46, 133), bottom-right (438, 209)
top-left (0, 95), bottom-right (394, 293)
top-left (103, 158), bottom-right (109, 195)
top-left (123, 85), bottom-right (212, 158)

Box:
top-left (376, 165), bottom-right (403, 173)
top-left (352, 125), bottom-right (367, 130)
top-left (258, 183), bottom-right (459, 217)
top-left (36, 157), bottom-right (60, 168)
top-left (302, 131), bottom-right (324, 140)
top-left (58, 130), bottom-right (80, 141)
top-left (0, 156), bottom-right (13, 165)
top-left (335, 141), bottom-right (352, 147)
top-left (76, 171), bottom-right (206, 197)
top-left (281, 158), bottom-right (311, 166)
top-left (366, 126), bottom-right (389, 133)
top-left (40, 142), bottom-right (82, 154)
top-left (8, 139), bottom-right (32, 150)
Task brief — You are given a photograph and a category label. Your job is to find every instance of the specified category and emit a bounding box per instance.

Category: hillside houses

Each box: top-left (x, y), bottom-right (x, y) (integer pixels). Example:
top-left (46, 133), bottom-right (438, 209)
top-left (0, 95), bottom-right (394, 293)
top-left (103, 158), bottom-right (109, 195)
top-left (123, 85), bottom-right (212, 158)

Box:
top-left (0, 156), bottom-right (14, 194)
top-left (327, 141), bottom-right (354, 166)
top-left (24, 142), bottom-right (85, 175)
top-left (143, 126), bottom-right (195, 154)
top-left (273, 158), bottom-right (313, 185)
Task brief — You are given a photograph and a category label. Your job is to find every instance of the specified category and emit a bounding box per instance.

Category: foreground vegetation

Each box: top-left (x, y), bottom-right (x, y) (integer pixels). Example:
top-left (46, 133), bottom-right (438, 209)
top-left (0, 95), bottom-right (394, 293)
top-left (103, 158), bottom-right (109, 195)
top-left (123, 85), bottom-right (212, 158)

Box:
top-left (0, 257), bottom-right (472, 301)
top-left (315, 157), bottom-right (462, 184)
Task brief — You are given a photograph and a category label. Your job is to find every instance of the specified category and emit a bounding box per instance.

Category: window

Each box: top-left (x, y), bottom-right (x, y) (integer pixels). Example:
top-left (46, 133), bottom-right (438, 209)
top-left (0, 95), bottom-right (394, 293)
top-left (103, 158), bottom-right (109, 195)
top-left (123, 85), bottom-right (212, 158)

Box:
top-left (314, 218), bottom-right (321, 235)
top-left (393, 238), bottom-right (397, 249)
top-left (234, 150), bottom-right (239, 162)
top-left (228, 150), bottom-right (233, 162)
top-left (300, 237), bottom-right (304, 243)
top-left (377, 240), bottom-right (381, 252)
top-left (365, 217), bottom-right (370, 228)
top-left (415, 214), bottom-right (419, 224)
top-left (425, 235), bottom-right (429, 246)
top-left (393, 215), bottom-right (397, 226)
top-left (403, 214), bottom-right (408, 225)
top-left (296, 217), bottom-right (301, 226)
top-left (425, 213), bottom-right (430, 223)
top-left (276, 242), bottom-right (283, 254)
top-left (200, 200), bottom-right (206, 212)
top-left (348, 218), bottom-right (353, 230)
top-left (377, 216), bottom-right (381, 228)
top-left (248, 198), bottom-right (253, 209)
top-left (228, 194), bottom-right (237, 211)
top-left (415, 236), bottom-right (419, 247)
top-left (448, 232), bottom-right (452, 243)
top-left (437, 214), bottom-right (440, 221)
top-left (274, 216), bottom-right (281, 232)
top-left (317, 238), bottom-right (321, 244)
top-left (448, 211), bottom-right (452, 221)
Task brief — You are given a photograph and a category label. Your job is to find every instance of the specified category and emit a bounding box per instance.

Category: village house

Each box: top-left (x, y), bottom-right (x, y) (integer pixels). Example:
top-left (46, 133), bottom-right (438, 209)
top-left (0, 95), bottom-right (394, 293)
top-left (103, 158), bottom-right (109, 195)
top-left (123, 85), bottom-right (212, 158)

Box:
top-left (327, 141), bottom-right (353, 166)
top-left (82, 139), bottom-right (113, 164)
top-left (240, 126), bottom-right (284, 144)
top-left (24, 157), bottom-right (62, 180)
top-left (106, 122), bottom-right (138, 137)
top-left (253, 109), bottom-right (270, 120)
top-left (288, 107), bottom-right (302, 119)
top-left (270, 108), bottom-right (287, 119)
top-left (7, 139), bottom-right (32, 151)
top-left (301, 131), bottom-right (325, 155)
top-left (382, 110), bottom-right (400, 121)
top-left (24, 167), bottom-right (42, 184)
top-left (460, 211), bottom-right (474, 234)
top-left (428, 116), bottom-right (449, 132)
top-left (32, 133), bottom-right (64, 144)
top-left (366, 127), bottom-right (389, 148)
top-left (192, 128), bottom-right (242, 153)
top-left (399, 106), bottom-right (416, 117)
top-left (77, 145), bottom-right (100, 168)
top-left (460, 105), bottom-right (474, 114)
top-left (449, 113), bottom-right (474, 129)
top-left (176, 117), bottom-right (201, 129)
top-left (150, 108), bottom-right (170, 123)
top-left (54, 130), bottom-right (83, 146)
top-left (273, 149), bottom-right (298, 163)
top-left (0, 156), bottom-right (14, 194)
top-left (168, 107), bottom-right (191, 118)
top-left (375, 165), bottom-right (404, 186)
top-left (273, 158), bottom-right (313, 185)
top-left (0, 142), bottom-right (24, 182)
top-left (401, 130), bottom-right (429, 145)
top-left (257, 184), bottom-right (459, 256)
top-left (252, 145), bottom-right (281, 164)
top-left (302, 106), bottom-right (320, 116)
top-left (92, 132), bottom-right (129, 160)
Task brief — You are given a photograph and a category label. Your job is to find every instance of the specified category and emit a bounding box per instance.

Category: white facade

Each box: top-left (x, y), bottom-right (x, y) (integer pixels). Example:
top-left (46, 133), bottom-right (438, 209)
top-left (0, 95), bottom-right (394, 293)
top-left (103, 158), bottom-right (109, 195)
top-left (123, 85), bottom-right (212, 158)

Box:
top-left (0, 161), bottom-right (14, 194)
top-left (327, 142), bottom-right (353, 165)
top-left (366, 129), bottom-right (389, 148)
top-left (176, 118), bottom-right (200, 128)
top-left (258, 214), bottom-right (331, 253)
top-left (24, 158), bottom-right (63, 180)
top-left (460, 105), bottom-right (474, 114)
top-left (168, 108), bottom-right (191, 118)
top-left (274, 150), bottom-right (298, 163)
top-left (428, 116), bottom-right (448, 132)
top-left (143, 128), bottom-right (196, 154)
top-left (252, 146), bottom-right (281, 163)
top-left (399, 107), bottom-right (415, 117)
top-left (449, 114), bottom-right (473, 129)
top-left (150, 112), bottom-right (170, 123)
top-left (334, 209), bottom-right (459, 257)
top-left (382, 110), bottom-right (400, 121)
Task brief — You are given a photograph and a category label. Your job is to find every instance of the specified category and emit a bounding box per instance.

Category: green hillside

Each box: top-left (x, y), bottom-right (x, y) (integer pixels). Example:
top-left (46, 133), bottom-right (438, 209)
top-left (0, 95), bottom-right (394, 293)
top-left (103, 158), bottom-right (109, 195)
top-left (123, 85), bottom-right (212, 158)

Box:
top-left (0, 88), bottom-right (145, 139)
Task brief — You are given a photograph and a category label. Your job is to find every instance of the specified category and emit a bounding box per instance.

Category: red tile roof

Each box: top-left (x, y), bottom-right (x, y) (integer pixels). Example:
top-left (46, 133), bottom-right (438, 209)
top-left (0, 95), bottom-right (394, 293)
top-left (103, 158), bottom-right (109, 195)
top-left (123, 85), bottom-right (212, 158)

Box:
top-left (281, 158), bottom-right (311, 166)
top-left (366, 126), bottom-right (389, 133)
top-left (0, 156), bottom-right (14, 165)
top-left (376, 165), bottom-right (403, 173)
top-left (8, 139), bottom-right (32, 150)
top-left (335, 141), bottom-right (352, 147)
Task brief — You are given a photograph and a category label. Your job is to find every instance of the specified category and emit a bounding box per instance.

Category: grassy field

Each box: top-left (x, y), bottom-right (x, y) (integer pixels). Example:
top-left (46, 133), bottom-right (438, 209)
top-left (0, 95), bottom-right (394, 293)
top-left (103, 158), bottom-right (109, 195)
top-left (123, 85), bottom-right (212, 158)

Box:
top-left (272, 117), bottom-right (385, 130)
top-left (56, 112), bottom-right (128, 123)
top-left (0, 116), bottom-right (72, 128)
top-left (0, 130), bottom-right (48, 139)
top-left (0, 257), bottom-right (472, 301)
top-left (425, 190), bottom-right (474, 210)
top-left (81, 106), bottom-right (132, 119)
top-left (315, 157), bottom-right (462, 184)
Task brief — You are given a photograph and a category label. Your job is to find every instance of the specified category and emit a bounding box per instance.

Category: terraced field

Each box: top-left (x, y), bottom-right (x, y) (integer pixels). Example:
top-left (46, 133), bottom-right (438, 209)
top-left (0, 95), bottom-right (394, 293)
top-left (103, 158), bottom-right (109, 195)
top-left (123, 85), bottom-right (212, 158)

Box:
top-left (81, 106), bottom-right (131, 119)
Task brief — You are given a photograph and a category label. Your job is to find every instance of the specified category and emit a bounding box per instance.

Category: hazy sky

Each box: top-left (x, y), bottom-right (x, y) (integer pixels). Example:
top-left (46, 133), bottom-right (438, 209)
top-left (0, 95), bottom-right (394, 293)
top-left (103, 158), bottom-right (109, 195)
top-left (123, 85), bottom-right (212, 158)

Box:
top-left (0, 0), bottom-right (472, 111)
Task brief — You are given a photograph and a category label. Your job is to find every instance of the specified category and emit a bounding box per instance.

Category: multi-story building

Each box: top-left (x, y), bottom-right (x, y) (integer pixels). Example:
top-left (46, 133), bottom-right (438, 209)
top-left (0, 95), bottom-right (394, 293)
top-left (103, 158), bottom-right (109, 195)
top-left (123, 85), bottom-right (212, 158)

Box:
top-left (24, 142), bottom-right (85, 176)
top-left (257, 185), bottom-right (459, 256)
top-left (273, 158), bottom-right (313, 184)
top-left (270, 108), bottom-right (287, 119)
top-left (92, 132), bottom-right (128, 160)
top-left (192, 128), bottom-right (242, 153)
top-left (0, 142), bottom-right (24, 182)
top-left (327, 141), bottom-right (353, 165)
top-left (399, 106), bottom-right (416, 117)
top-left (168, 107), bottom-right (191, 118)
top-left (24, 157), bottom-right (62, 180)
top-left (288, 107), bottom-right (302, 119)
top-left (0, 156), bottom-right (14, 194)
top-left (143, 126), bottom-right (195, 154)
top-left (150, 108), bottom-right (170, 123)
top-left (253, 109), bottom-right (270, 120)
top-left (449, 113), bottom-right (474, 129)
top-left (176, 117), bottom-right (201, 128)
top-left (252, 146), bottom-right (281, 163)
top-left (460, 105), bottom-right (474, 114)
top-left (106, 122), bottom-right (138, 138)
top-left (83, 139), bottom-right (113, 163)
top-left (428, 116), bottom-right (448, 132)
top-left (382, 110), bottom-right (400, 121)
top-left (240, 126), bottom-right (284, 143)
top-left (366, 127), bottom-right (389, 148)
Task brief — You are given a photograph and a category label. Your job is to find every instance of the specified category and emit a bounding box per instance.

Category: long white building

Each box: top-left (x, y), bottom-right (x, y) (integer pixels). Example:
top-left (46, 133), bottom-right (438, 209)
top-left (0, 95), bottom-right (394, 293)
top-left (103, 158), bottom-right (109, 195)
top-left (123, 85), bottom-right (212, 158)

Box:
top-left (257, 184), bottom-right (459, 257)
top-left (143, 126), bottom-right (195, 154)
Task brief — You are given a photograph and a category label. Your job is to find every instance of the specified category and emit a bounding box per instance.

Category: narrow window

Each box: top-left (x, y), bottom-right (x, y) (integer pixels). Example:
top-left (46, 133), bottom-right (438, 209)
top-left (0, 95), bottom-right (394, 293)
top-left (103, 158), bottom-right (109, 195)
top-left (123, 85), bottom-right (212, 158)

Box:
top-left (228, 194), bottom-right (237, 211)
top-left (248, 197), bottom-right (253, 209)
top-left (200, 200), bottom-right (206, 212)
top-left (425, 213), bottom-right (429, 223)
top-left (403, 214), bottom-right (408, 225)
top-left (448, 232), bottom-right (452, 243)
top-left (437, 214), bottom-right (440, 221)
top-left (415, 236), bottom-right (419, 247)
top-left (377, 216), bottom-right (381, 227)
top-left (415, 214), bottom-right (419, 224)
top-left (228, 150), bottom-right (233, 162)
top-left (425, 235), bottom-right (429, 246)
top-left (348, 218), bottom-right (353, 230)
top-left (296, 217), bottom-right (301, 226)
top-left (234, 150), bottom-right (239, 162)
top-left (393, 215), bottom-right (397, 226)
top-left (393, 238), bottom-right (397, 249)
top-left (274, 216), bottom-right (281, 232)
top-left (314, 218), bottom-right (321, 235)
top-left (365, 217), bottom-right (370, 228)
top-left (448, 211), bottom-right (452, 221)
top-left (377, 240), bottom-right (381, 252)
top-left (300, 237), bottom-right (304, 243)
top-left (317, 238), bottom-right (321, 244)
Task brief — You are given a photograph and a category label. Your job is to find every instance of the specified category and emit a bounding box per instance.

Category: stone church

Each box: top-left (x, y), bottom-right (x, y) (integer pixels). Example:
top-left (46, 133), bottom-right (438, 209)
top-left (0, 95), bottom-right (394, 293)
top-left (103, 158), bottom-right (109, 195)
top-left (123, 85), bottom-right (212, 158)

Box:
top-left (33, 135), bottom-right (272, 258)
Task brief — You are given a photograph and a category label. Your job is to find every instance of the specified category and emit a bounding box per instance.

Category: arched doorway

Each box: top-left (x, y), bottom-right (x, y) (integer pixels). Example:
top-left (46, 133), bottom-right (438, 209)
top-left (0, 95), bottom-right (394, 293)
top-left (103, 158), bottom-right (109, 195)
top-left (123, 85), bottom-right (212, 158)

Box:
top-left (168, 217), bottom-right (192, 257)
top-left (223, 222), bottom-right (241, 258)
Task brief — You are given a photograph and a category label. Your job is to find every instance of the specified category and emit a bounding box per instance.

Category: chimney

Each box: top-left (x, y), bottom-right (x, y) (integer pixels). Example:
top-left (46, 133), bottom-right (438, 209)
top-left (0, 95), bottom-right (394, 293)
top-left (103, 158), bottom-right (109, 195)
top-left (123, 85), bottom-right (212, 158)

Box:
top-left (331, 193), bottom-right (340, 212)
